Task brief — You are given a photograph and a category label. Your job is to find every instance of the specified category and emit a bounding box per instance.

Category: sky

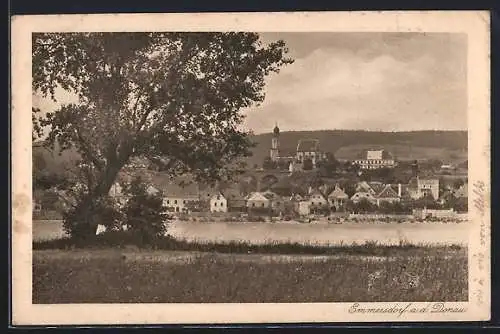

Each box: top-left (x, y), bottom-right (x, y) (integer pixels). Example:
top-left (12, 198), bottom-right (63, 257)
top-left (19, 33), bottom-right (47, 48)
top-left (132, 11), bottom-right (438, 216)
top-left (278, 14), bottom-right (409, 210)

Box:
top-left (33, 32), bottom-right (467, 135)
top-left (244, 32), bottom-right (467, 134)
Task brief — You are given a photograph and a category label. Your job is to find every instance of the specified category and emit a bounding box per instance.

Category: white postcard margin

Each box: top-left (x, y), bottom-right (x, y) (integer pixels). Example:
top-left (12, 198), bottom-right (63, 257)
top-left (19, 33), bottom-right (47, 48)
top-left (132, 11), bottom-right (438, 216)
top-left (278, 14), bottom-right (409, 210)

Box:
top-left (11, 11), bottom-right (491, 325)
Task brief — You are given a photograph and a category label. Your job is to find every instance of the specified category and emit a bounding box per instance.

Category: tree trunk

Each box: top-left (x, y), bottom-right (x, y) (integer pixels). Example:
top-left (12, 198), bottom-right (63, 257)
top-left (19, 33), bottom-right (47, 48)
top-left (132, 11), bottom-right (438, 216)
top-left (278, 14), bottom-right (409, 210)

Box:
top-left (69, 163), bottom-right (125, 243)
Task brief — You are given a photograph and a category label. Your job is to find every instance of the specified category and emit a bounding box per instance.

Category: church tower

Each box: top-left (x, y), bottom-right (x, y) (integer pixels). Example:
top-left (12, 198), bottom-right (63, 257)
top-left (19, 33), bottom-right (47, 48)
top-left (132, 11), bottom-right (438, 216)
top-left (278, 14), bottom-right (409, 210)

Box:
top-left (270, 123), bottom-right (280, 162)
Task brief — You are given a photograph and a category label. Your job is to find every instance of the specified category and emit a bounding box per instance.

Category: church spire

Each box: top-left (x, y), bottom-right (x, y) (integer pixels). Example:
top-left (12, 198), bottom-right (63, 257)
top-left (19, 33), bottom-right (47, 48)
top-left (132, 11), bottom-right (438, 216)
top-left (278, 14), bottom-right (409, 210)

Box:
top-left (273, 122), bottom-right (280, 136)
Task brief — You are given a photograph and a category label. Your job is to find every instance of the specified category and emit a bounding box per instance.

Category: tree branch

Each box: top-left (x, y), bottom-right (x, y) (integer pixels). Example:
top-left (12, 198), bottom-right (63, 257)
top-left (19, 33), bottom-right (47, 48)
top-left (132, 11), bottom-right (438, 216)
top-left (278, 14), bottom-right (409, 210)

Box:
top-left (74, 127), bottom-right (105, 171)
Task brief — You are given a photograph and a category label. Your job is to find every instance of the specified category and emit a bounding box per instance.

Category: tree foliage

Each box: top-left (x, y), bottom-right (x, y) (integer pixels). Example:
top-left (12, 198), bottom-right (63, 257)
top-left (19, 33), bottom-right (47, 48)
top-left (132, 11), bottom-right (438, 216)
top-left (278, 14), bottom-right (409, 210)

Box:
top-left (302, 158), bottom-right (313, 171)
top-left (316, 152), bottom-right (338, 177)
top-left (122, 176), bottom-right (168, 243)
top-left (33, 32), bottom-right (293, 238)
top-left (262, 156), bottom-right (277, 170)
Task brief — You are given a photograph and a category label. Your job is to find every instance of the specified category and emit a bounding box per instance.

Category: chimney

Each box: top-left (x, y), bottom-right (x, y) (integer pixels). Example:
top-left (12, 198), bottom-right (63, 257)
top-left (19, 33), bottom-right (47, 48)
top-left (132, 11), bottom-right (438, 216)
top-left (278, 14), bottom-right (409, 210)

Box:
top-left (398, 183), bottom-right (402, 197)
top-left (308, 186), bottom-right (312, 194)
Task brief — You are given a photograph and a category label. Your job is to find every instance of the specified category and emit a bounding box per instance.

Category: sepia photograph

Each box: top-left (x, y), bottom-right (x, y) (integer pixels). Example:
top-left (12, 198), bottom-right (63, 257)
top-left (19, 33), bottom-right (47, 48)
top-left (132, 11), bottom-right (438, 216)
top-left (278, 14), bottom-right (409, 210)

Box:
top-left (11, 11), bottom-right (490, 325)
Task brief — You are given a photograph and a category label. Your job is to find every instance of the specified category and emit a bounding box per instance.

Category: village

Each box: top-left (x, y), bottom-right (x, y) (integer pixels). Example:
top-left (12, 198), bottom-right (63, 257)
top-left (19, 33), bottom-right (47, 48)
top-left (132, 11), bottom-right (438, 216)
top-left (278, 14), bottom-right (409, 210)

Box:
top-left (58, 123), bottom-right (469, 225)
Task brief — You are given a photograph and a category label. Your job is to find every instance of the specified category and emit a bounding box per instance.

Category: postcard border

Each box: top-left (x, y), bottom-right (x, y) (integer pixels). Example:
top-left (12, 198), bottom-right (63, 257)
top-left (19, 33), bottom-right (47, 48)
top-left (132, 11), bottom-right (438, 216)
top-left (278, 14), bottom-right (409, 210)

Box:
top-left (11, 10), bottom-right (491, 325)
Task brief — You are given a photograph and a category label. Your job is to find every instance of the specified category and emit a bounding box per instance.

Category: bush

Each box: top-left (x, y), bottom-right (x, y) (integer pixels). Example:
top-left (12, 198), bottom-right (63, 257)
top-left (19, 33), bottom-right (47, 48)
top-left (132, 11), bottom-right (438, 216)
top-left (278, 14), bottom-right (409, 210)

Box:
top-left (63, 195), bottom-right (123, 241)
top-left (122, 176), bottom-right (168, 244)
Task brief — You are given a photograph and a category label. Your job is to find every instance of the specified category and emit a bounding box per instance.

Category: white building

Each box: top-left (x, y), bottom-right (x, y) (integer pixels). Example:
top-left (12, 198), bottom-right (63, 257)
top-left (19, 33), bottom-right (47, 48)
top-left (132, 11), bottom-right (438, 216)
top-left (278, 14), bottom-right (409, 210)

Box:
top-left (308, 189), bottom-right (328, 207)
top-left (246, 192), bottom-right (271, 209)
top-left (327, 184), bottom-right (349, 210)
top-left (351, 191), bottom-right (377, 204)
top-left (353, 149), bottom-right (395, 169)
top-left (408, 176), bottom-right (440, 200)
top-left (210, 192), bottom-right (228, 213)
top-left (296, 200), bottom-right (311, 216)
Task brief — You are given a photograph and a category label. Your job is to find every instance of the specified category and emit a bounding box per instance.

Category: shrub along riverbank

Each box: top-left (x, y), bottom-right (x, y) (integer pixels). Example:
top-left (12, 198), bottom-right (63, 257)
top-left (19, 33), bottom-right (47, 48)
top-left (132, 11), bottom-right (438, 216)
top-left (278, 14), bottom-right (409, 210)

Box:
top-left (33, 230), bottom-right (464, 257)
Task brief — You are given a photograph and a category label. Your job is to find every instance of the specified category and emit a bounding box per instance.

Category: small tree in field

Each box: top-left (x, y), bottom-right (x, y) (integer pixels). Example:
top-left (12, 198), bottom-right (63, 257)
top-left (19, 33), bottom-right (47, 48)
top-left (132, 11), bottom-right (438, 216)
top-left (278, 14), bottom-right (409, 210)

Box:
top-left (123, 176), bottom-right (168, 245)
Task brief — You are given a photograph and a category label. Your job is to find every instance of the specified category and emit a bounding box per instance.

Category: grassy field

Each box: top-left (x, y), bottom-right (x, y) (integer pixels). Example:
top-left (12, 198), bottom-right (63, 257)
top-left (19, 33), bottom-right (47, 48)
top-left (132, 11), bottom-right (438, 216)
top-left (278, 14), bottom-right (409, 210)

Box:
top-left (33, 246), bottom-right (467, 303)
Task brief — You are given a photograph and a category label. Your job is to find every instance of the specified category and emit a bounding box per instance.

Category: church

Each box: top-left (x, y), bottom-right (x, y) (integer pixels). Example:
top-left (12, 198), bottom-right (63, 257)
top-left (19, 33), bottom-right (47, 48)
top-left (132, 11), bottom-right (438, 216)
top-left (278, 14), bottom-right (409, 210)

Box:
top-left (269, 123), bottom-right (327, 171)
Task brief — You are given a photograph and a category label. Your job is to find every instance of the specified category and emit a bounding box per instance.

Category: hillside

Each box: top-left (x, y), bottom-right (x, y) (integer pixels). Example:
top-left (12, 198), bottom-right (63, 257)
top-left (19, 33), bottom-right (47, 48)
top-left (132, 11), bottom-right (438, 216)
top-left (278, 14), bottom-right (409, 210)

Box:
top-left (33, 130), bottom-right (468, 176)
top-left (33, 141), bottom-right (80, 176)
top-left (247, 130), bottom-right (468, 167)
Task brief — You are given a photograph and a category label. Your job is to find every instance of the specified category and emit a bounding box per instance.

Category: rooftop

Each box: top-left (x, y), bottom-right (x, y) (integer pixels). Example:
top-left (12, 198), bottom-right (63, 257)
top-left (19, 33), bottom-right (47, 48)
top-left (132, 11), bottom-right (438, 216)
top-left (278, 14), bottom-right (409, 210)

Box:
top-left (356, 149), bottom-right (394, 160)
top-left (297, 139), bottom-right (321, 152)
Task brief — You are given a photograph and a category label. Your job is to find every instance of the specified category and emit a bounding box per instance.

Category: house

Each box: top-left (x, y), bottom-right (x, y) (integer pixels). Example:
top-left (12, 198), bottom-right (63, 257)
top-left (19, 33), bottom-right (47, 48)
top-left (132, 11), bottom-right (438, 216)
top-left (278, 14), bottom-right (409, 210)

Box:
top-left (407, 176), bottom-right (440, 200)
top-left (198, 185), bottom-right (220, 201)
top-left (368, 182), bottom-right (385, 195)
top-left (246, 192), bottom-right (270, 209)
top-left (327, 184), bottom-right (349, 210)
top-left (375, 184), bottom-right (401, 206)
top-left (353, 149), bottom-right (395, 169)
top-left (210, 192), bottom-right (228, 213)
top-left (149, 176), bottom-right (199, 213)
top-left (355, 181), bottom-right (385, 196)
top-left (222, 187), bottom-right (247, 212)
top-left (162, 187), bottom-right (199, 213)
top-left (296, 139), bottom-right (327, 168)
top-left (355, 181), bottom-right (375, 194)
top-left (308, 188), bottom-right (328, 208)
top-left (351, 191), bottom-right (377, 204)
top-left (287, 193), bottom-right (309, 216)
top-left (296, 200), bottom-right (311, 216)
top-left (262, 190), bottom-right (287, 214)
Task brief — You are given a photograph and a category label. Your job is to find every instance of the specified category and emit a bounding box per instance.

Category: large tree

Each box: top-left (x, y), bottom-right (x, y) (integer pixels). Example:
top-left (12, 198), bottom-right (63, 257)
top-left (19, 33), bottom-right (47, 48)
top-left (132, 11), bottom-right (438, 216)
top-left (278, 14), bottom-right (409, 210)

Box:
top-left (33, 32), bottom-right (293, 239)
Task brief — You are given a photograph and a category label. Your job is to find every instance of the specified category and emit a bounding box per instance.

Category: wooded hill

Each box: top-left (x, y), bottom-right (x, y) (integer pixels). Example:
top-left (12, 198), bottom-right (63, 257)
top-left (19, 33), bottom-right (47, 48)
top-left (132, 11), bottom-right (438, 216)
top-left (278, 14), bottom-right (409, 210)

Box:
top-left (33, 130), bottom-right (468, 176)
top-left (247, 130), bottom-right (468, 167)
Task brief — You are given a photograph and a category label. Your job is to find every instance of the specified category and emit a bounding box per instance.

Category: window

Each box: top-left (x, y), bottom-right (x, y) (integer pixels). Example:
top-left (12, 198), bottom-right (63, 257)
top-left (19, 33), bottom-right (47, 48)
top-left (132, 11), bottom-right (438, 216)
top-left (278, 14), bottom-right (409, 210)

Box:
top-left (261, 203), bottom-right (264, 207)
top-left (166, 200), bottom-right (170, 204)
top-left (183, 200), bottom-right (186, 204)
top-left (252, 203), bottom-right (255, 207)
top-left (214, 202), bottom-right (217, 207)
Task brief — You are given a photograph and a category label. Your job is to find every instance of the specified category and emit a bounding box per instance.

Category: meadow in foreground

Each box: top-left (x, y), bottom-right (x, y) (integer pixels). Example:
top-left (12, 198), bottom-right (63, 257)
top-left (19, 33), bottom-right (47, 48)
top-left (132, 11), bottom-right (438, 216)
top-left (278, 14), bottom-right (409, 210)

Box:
top-left (33, 246), bottom-right (467, 303)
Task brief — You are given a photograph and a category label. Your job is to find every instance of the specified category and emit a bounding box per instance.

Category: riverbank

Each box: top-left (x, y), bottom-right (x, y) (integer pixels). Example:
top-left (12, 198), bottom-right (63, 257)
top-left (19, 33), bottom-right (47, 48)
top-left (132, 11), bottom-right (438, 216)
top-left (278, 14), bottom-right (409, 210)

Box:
top-left (33, 219), bottom-right (470, 246)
